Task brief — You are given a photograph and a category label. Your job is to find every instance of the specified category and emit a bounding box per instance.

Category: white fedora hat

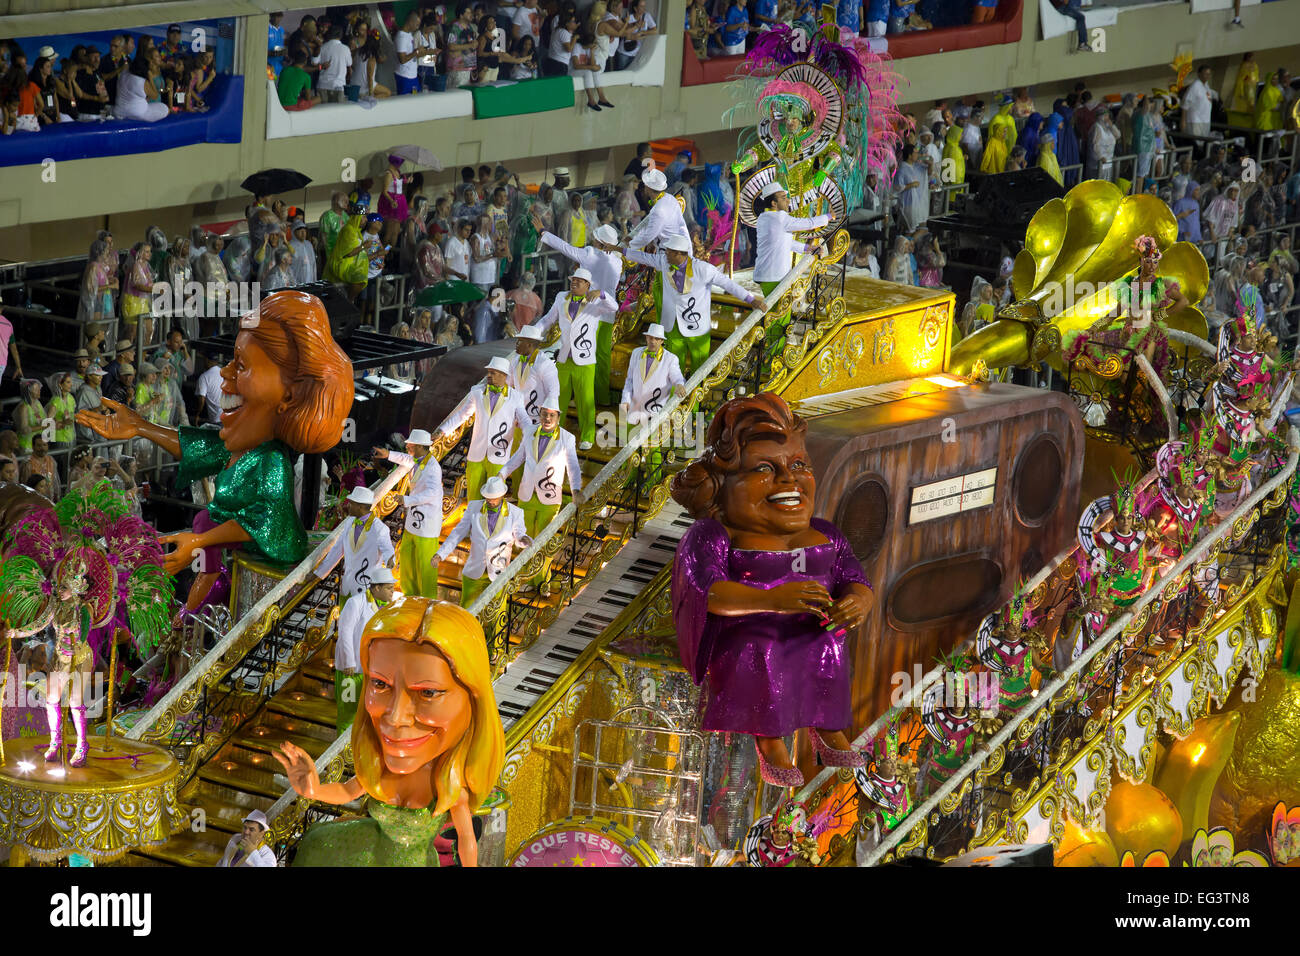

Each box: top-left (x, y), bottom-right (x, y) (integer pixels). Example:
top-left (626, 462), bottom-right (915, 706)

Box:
top-left (760, 181), bottom-right (787, 199)
top-left (517, 324), bottom-right (544, 341)
top-left (347, 486), bottom-right (376, 505)
top-left (645, 323), bottom-right (666, 338)
top-left (663, 234), bottom-right (692, 253)
top-left (594, 224), bottom-right (619, 245)
top-left (541, 396), bottom-right (561, 412)
top-left (243, 810), bottom-right (269, 829)
top-left (407, 428), bottom-right (433, 445)
top-left (481, 475), bottom-right (509, 499)
top-left (485, 356), bottom-right (511, 374)
top-left (642, 168), bottom-right (668, 192)
top-left (570, 267), bottom-right (593, 283)
top-left (368, 566), bottom-right (397, 585)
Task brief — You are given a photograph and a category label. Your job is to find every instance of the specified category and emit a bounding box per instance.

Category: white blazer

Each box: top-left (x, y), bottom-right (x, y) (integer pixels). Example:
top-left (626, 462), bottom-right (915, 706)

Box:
top-left (318, 513), bottom-right (396, 599)
top-left (334, 591), bottom-right (379, 673)
top-left (539, 231), bottom-right (624, 295)
top-left (509, 350), bottom-right (561, 423)
top-left (622, 346), bottom-right (686, 424)
top-left (389, 450), bottom-right (444, 539)
top-left (535, 290), bottom-right (618, 365)
top-left (438, 382), bottom-right (532, 465)
top-left (628, 192), bottom-right (690, 250)
top-left (624, 249), bottom-right (756, 338)
top-left (436, 499), bottom-right (531, 580)
top-left (504, 424), bottom-right (583, 506)
top-left (753, 209), bottom-right (829, 283)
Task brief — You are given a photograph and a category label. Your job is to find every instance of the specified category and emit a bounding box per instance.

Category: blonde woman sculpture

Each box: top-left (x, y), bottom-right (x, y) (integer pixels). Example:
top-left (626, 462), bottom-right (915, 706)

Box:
top-left (275, 598), bottom-right (506, 866)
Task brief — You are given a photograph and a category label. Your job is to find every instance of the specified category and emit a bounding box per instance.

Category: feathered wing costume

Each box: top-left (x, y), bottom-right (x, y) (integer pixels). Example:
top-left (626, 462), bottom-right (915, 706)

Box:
top-left (0, 480), bottom-right (173, 767)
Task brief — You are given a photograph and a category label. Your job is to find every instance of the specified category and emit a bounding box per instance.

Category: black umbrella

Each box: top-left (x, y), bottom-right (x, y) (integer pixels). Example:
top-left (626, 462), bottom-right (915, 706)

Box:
top-left (240, 168), bottom-right (312, 196)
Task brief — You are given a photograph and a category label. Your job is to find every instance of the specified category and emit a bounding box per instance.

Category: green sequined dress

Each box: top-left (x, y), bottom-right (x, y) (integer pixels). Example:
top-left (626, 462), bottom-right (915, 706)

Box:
top-left (293, 799), bottom-right (449, 867)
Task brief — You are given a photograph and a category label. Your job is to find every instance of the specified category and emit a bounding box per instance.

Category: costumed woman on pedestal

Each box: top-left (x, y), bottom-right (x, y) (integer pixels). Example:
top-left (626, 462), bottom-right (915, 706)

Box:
top-left (274, 597), bottom-right (505, 866)
top-left (75, 291), bottom-right (354, 610)
top-left (671, 393), bottom-right (873, 787)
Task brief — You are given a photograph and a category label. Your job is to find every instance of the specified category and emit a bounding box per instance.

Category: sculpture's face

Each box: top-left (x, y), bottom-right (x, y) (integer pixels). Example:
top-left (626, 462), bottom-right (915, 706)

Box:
top-left (717, 435), bottom-right (815, 537)
top-left (219, 331), bottom-right (287, 453)
top-left (364, 638), bottom-right (472, 777)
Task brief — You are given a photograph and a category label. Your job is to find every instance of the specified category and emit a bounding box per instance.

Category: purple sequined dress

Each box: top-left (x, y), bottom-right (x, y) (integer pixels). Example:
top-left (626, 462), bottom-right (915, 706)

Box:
top-left (672, 517), bottom-right (870, 737)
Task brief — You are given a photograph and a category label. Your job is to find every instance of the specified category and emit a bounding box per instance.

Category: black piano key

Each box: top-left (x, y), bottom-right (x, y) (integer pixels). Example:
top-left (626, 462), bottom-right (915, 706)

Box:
top-left (532, 667), bottom-right (564, 681)
top-left (520, 675), bottom-right (551, 690)
top-left (546, 649), bottom-right (579, 663)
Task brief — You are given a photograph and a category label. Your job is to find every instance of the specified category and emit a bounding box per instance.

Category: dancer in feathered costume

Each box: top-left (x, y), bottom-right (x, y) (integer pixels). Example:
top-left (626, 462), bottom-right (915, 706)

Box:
top-left (0, 480), bottom-right (173, 767)
top-left (727, 21), bottom-right (905, 220)
top-left (976, 581), bottom-right (1050, 716)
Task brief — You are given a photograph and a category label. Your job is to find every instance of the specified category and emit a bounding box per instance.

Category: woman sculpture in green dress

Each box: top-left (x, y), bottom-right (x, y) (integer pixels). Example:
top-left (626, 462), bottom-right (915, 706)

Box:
top-left (75, 290), bottom-right (354, 609)
top-left (274, 598), bottom-right (506, 866)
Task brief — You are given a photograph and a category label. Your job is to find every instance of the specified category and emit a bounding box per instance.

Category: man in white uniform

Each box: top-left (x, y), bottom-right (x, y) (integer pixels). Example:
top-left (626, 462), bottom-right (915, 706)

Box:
top-left (332, 566), bottom-right (396, 731)
top-left (509, 324), bottom-right (560, 424)
top-left (434, 475), bottom-right (531, 607)
top-left (312, 485), bottom-right (395, 606)
top-left (436, 355), bottom-right (532, 500)
top-left (373, 429), bottom-right (443, 598)
top-left (216, 810), bottom-right (278, 867)
top-left (1180, 65), bottom-right (1218, 139)
top-left (753, 180), bottom-right (828, 364)
top-left (532, 269), bottom-right (618, 449)
top-left (629, 168), bottom-right (689, 251)
top-left (543, 222), bottom-right (625, 404)
top-left (503, 398), bottom-right (583, 593)
top-left (624, 234), bottom-right (766, 377)
top-left (621, 323), bottom-right (686, 426)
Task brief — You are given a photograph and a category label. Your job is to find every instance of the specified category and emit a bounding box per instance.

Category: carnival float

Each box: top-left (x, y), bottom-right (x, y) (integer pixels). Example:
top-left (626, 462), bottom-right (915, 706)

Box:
top-left (1, 14), bottom-right (1298, 870)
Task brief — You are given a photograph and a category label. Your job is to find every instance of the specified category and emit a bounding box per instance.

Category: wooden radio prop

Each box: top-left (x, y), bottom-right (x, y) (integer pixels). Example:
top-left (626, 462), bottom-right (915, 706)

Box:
top-left (800, 382), bottom-right (1085, 727)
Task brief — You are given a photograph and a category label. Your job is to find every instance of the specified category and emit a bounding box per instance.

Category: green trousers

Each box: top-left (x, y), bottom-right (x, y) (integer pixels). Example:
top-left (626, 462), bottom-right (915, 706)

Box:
top-left (335, 672), bottom-right (363, 733)
top-left (460, 573), bottom-right (488, 607)
top-left (464, 458), bottom-right (503, 501)
top-left (759, 279), bottom-right (789, 373)
top-left (594, 321), bottom-right (615, 406)
top-left (666, 326), bottom-right (711, 379)
top-left (557, 360), bottom-right (596, 445)
top-left (521, 498), bottom-right (560, 585)
top-left (398, 532), bottom-right (441, 598)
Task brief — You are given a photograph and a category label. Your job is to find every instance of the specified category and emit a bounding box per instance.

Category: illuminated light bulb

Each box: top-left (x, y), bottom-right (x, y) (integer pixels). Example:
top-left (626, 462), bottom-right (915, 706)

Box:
top-left (47, 767), bottom-right (66, 779)
top-left (16, 760), bottom-right (35, 773)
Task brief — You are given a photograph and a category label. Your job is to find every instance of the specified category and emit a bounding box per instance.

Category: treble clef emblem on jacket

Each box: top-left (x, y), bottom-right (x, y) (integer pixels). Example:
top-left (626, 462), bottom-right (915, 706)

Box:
top-left (647, 386), bottom-right (664, 414)
top-left (526, 388), bottom-right (539, 417)
top-left (680, 296), bottom-right (701, 333)
top-left (574, 320), bottom-right (593, 360)
top-left (409, 507), bottom-right (424, 531)
top-left (491, 420), bottom-right (510, 456)
top-left (355, 556), bottom-right (371, 591)
top-left (539, 465), bottom-right (558, 501)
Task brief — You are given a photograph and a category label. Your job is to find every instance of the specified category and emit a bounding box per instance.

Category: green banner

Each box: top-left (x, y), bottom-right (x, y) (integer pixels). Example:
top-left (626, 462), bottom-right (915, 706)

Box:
top-left (471, 76), bottom-right (573, 120)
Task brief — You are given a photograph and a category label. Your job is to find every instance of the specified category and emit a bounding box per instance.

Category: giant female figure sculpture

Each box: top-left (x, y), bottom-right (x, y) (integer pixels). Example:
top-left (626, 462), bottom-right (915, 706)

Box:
top-left (76, 291), bottom-right (353, 608)
top-left (274, 598), bottom-right (505, 866)
top-left (671, 393), bottom-right (873, 787)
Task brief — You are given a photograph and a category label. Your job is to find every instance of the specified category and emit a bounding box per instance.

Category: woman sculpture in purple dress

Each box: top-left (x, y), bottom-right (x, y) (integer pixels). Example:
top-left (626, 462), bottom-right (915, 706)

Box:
top-left (671, 393), bottom-right (874, 787)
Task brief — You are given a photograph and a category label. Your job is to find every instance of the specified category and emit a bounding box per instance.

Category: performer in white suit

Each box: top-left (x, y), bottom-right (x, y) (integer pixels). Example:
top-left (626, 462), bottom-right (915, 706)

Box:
top-left (314, 485), bottom-right (396, 606)
top-left (331, 566), bottom-right (396, 731)
top-left (503, 398), bottom-right (584, 593)
top-left (434, 475), bottom-right (531, 607)
top-left (753, 180), bottom-right (828, 362)
top-left (542, 222), bottom-right (625, 405)
top-left (628, 168), bottom-right (689, 251)
top-left (509, 324), bottom-right (560, 424)
top-left (374, 428), bottom-right (443, 598)
top-left (436, 355), bottom-right (532, 500)
top-left (621, 323), bottom-right (686, 426)
top-left (532, 268), bottom-right (618, 449)
top-left (624, 234), bottom-right (766, 377)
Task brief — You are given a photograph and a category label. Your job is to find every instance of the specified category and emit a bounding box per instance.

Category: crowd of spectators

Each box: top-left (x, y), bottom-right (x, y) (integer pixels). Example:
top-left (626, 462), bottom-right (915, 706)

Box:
top-left (1, 25), bottom-right (217, 134)
top-left (271, 2), bottom-right (658, 113)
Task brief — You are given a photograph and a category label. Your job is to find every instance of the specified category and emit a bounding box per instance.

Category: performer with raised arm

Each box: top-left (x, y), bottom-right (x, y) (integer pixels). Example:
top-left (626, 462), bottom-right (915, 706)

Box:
top-left (622, 322), bottom-right (686, 425)
top-left (540, 221), bottom-right (625, 404)
top-left (435, 355), bottom-right (532, 499)
top-left (509, 324), bottom-right (560, 425)
top-left (532, 268), bottom-right (619, 450)
top-left (312, 485), bottom-right (395, 606)
top-left (333, 566), bottom-right (397, 731)
top-left (753, 181), bottom-right (828, 362)
top-left (433, 475), bottom-right (532, 606)
top-left (624, 234), bottom-right (767, 377)
top-left (628, 167), bottom-right (690, 250)
top-left (502, 398), bottom-right (584, 594)
top-left (373, 429), bottom-right (443, 598)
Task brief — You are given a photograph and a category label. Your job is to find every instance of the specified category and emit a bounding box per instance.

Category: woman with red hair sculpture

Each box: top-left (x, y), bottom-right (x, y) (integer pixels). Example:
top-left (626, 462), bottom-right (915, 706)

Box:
top-left (671, 393), bottom-right (873, 787)
top-left (77, 291), bottom-right (354, 608)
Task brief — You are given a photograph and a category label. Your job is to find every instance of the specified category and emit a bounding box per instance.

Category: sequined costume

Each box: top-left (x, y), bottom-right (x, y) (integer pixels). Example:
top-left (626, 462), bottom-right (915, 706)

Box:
top-left (174, 425), bottom-right (306, 566)
top-left (1063, 275), bottom-right (1180, 378)
top-left (294, 799), bottom-right (448, 867)
top-left (976, 588), bottom-right (1047, 716)
top-left (671, 517), bottom-right (869, 737)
